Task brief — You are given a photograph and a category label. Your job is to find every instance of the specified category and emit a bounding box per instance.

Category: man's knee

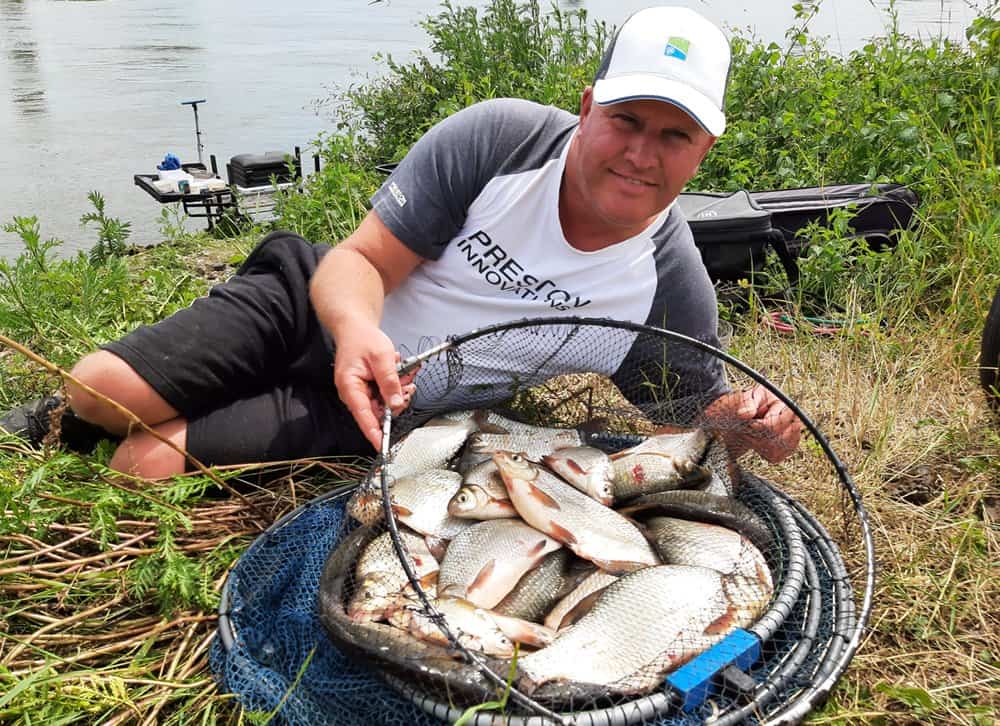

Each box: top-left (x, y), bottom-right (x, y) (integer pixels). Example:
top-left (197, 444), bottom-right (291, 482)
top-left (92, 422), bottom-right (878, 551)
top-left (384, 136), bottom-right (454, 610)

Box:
top-left (109, 419), bottom-right (188, 479)
top-left (67, 351), bottom-right (176, 430)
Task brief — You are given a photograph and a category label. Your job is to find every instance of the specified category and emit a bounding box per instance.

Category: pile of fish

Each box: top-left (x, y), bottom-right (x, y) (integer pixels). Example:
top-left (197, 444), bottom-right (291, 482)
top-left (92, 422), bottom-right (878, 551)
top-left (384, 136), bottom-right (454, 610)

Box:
top-left (326, 410), bottom-right (775, 700)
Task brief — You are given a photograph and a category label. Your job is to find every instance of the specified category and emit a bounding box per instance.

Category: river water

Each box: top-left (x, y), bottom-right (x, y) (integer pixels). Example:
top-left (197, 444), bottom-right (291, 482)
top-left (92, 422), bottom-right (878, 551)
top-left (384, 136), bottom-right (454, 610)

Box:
top-left (0, 0), bottom-right (984, 258)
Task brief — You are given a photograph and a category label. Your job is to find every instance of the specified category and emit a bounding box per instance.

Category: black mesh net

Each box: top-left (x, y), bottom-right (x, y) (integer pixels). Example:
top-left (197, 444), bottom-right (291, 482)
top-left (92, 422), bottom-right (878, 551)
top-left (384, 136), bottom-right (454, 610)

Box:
top-left (214, 318), bottom-right (874, 725)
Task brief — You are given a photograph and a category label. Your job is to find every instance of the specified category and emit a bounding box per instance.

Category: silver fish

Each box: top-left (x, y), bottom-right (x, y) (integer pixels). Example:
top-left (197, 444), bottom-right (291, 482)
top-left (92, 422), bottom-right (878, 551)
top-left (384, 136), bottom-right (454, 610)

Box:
top-left (618, 489), bottom-right (774, 554)
top-left (391, 596), bottom-right (555, 655)
top-left (518, 565), bottom-right (764, 695)
top-left (492, 452), bottom-right (659, 574)
top-left (347, 413), bottom-right (482, 525)
top-left (388, 469), bottom-right (472, 540)
top-left (384, 412), bottom-right (481, 479)
top-left (542, 446), bottom-right (615, 505)
top-left (448, 460), bottom-right (517, 519)
top-left (438, 519), bottom-right (562, 609)
top-left (494, 550), bottom-right (592, 623)
top-left (461, 413), bottom-right (583, 471)
top-left (542, 569), bottom-right (619, 630)
top-left (700, 434), bottom-right (738, 497)
top-left (609, 429), bottom-right (712, 500)
top-left (645, 516), bottom-right (774, 595)
top-left (347, 529), bottom-right (439, 623)
top-left (317, 527), bottom-right (480, 686)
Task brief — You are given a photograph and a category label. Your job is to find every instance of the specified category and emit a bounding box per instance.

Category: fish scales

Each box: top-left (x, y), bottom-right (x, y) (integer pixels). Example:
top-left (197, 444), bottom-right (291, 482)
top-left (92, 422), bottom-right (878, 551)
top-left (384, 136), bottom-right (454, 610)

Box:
top-left (348, 412), bottom-right (481, 525)
top-left (494, 549), bottom-right (591, 622)
top-left (609, 429), bottom-right (712, 500)
top-left (347, 529), bottom-right (439, 622)
top-left (389, 469), bottom-right (472, 540)
top-left (620, 489), bottom-right (775, 554)
top-left (645, 516), bottom-right (774, 596)
top-left (468, 428), bottom-right (584, 465)
top-left (384, 412), bottom-right (480, 480)
top-left (542, 446), bottom-right (615, 505)
top-left (391, 597), bottom-right (515, 657)
top-left (542, 569), bottom-right (619, 630)
top-left (519, 565), bottom-right (759, 694)
top-left (492, 452), bottom-right (659, 573)
top-left (438, 519), bottom-right (562, 609)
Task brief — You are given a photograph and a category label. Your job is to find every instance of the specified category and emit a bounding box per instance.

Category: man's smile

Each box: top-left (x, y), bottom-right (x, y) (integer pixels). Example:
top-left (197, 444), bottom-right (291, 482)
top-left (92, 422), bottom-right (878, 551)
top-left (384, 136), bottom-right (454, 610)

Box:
top-left (609, 168), bottom-right (658, 187)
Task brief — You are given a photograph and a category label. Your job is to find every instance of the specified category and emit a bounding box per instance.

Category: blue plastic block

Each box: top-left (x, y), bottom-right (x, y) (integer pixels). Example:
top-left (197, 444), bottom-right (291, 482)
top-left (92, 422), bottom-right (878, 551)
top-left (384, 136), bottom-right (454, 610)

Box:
top-left (666, 628), bottom-right (761, 712)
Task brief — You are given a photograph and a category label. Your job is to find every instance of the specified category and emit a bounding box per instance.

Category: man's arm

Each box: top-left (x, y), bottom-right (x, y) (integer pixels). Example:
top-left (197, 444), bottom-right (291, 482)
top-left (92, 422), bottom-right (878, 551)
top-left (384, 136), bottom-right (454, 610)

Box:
top-left (310, 210), bottom-right (424, 449)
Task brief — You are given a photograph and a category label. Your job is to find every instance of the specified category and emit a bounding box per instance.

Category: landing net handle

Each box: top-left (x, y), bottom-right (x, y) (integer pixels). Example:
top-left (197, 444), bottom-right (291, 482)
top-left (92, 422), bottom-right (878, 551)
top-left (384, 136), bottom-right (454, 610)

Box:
top-left (378, 407), bottom-right (573, 725)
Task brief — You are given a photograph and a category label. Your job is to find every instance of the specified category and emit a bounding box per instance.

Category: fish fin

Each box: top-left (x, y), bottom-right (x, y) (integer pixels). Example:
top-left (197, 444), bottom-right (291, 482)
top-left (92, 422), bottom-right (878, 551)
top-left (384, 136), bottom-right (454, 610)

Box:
top-left (467, 560), bottom-right (497, 598)
top-left (494, 617), bottom-right (555, 648)
top-left (592, 558), bottom-right (645, 575)
top-left (547, 521), bottom-right (578, 546)
top-left (558, 589), bottom-right (605, 629)
top-left (391, 504), bottom-right (413, 518)
top-left (439, 583), bottom-right (466, 599)
top-left (756, 562), bottom-right (771, 588)
top-left (419, 571), bottom-right (439, 589)
top-left (704, 603), bottom-right (739, 635)
top-left (528, 538), bottom-right (552, 557)
top-left (526, 481), bottom-right (561, 511)
top-left (473, 410), bottom-right (509, 435)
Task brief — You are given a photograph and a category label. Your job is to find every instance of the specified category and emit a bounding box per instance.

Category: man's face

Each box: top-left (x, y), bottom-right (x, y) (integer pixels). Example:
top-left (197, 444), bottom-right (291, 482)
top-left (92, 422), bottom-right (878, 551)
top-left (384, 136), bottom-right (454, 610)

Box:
top-left (565, 87), bottom-right (716, 239)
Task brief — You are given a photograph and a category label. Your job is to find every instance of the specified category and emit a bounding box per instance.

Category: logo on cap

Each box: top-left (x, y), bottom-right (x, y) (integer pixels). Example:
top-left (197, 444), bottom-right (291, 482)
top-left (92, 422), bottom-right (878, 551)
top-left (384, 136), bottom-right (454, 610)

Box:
top-left (663, 36), bottom-right (690, 61)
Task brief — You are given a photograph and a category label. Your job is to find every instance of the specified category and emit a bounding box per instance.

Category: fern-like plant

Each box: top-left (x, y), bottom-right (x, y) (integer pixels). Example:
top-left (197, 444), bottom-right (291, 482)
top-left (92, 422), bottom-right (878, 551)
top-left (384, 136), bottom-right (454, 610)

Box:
top-left (80, 191), bottom-right (132, 265)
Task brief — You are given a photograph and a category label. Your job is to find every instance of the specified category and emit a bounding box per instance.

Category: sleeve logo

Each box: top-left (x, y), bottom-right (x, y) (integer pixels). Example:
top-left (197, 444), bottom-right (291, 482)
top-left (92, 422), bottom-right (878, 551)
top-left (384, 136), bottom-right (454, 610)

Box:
top-left (388, 181), bottom-right (407, 207)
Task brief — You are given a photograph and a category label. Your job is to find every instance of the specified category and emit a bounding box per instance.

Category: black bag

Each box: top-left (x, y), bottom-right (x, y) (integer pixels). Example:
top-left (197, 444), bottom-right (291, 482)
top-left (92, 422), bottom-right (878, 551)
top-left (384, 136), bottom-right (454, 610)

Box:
top-left (675, 190), bottom-right (799, 288)
top-left (678, 183), bottom-right (920, 289)
top-left (749, 182), bottom-right (920, 254)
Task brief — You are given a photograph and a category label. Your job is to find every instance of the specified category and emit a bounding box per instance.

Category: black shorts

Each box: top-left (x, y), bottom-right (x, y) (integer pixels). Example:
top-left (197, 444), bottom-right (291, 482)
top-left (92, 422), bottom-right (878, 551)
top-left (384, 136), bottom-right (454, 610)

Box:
top-left (102, 231), bottom-right (374, 465)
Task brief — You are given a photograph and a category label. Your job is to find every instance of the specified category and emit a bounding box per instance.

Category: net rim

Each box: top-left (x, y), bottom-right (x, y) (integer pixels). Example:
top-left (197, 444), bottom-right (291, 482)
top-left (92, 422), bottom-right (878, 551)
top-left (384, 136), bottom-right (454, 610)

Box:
top-left (380, 317), bottom-right (873, 721)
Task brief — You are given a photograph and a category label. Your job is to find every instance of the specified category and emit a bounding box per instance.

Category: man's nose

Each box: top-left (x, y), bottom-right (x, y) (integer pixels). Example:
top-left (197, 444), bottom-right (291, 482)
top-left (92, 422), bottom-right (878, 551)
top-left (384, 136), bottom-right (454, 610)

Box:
top-left (623, 132), bottom-right (657, 168)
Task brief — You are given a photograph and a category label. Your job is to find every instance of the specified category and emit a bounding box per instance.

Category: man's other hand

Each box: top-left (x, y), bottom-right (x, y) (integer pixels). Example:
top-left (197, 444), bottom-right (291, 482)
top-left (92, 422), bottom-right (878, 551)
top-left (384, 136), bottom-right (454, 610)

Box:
top-left (705, 385), bottom-right (802, 463)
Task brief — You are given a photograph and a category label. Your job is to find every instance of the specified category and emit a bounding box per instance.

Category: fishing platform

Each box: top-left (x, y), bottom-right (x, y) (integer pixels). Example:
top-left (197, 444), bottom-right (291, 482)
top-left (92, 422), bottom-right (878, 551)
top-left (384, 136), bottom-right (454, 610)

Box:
top-left (133, 98), bottom-right (319, 230)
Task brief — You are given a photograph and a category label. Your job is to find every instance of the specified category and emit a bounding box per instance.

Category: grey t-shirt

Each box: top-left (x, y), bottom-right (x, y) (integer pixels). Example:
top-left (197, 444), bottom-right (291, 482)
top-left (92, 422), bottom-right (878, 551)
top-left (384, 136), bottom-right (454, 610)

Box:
top-left (370, 98), bottom-right (727, 412)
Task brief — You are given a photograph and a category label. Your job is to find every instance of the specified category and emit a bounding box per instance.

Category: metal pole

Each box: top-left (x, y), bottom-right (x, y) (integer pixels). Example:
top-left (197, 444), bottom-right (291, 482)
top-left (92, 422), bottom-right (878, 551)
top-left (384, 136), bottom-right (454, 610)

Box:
top-left (181, 99), bottom-right (207, 165)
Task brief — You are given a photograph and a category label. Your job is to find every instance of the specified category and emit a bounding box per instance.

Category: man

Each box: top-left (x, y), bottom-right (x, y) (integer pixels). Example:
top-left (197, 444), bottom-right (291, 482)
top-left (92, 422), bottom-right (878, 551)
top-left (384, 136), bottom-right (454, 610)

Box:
top-left (1, 6), bottom-right (801, 476)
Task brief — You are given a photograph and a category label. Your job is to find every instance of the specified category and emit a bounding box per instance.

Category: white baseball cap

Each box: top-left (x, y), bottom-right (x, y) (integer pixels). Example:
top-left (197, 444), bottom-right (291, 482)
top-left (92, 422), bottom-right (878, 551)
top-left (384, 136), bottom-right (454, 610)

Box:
top-left (592, 6), bottom-right (731, 136)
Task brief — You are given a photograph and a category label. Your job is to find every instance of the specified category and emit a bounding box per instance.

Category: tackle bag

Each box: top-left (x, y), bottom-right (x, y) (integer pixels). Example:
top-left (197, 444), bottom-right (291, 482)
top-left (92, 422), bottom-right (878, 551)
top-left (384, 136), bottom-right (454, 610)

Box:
top-left (675, 191), bottom-right (798, 288)
top-left (680, 183), bottom-right (920, 287)
top-left (750, 182), bottom-right (920, 255)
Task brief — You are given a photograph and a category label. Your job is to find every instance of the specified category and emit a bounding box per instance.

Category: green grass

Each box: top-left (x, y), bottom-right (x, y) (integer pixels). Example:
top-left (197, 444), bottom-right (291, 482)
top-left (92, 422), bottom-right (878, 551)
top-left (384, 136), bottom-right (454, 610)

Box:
top-left (1, 0), bottom-right (999, 723)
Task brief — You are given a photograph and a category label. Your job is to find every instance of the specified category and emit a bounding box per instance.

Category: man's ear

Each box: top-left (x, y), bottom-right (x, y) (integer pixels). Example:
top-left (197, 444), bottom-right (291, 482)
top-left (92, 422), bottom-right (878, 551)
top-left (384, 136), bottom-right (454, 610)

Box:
top-left (695, 135), bottom-right (717, 167)
top-left (579, 86), bottom-right (594, 122)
